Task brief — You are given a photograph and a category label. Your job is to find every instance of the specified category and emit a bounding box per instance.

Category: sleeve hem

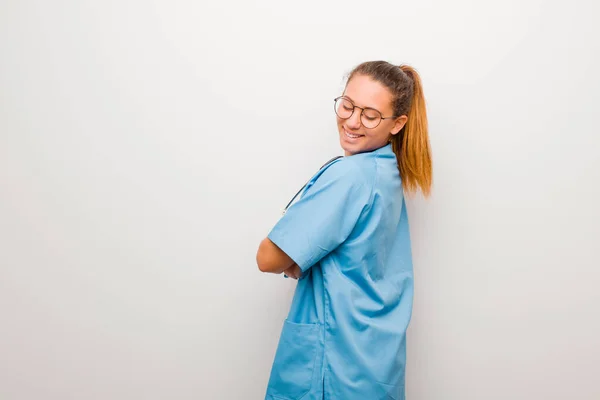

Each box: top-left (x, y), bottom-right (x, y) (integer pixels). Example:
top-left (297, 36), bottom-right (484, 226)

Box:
top-left (267, 229), bottom-right (315, 272)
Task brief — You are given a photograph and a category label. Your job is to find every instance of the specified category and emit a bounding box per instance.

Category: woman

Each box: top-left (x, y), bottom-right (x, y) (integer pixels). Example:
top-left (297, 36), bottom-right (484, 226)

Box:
top-left (256, 60), bottom-right (432, 400)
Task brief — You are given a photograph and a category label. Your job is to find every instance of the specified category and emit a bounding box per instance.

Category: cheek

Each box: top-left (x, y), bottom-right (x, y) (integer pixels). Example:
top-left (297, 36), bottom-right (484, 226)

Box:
top-left (369, 126), bottom-right (390, 141)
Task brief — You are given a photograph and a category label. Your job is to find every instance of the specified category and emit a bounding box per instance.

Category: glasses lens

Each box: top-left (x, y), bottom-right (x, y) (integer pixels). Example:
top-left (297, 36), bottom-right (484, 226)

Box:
top-left (361, 108), bottom-right (382, 128)
top-left (335, 98), bottom-right (354, 119)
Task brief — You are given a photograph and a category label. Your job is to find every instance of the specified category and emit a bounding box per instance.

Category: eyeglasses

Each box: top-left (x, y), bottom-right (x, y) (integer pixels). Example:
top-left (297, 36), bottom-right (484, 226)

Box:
top-left (333, 96), bottom-right (397, 129)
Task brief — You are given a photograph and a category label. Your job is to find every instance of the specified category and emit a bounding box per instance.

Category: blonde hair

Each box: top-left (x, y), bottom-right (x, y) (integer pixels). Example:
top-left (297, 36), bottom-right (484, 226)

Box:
top-left (347, 61), bottom-right (432, 197)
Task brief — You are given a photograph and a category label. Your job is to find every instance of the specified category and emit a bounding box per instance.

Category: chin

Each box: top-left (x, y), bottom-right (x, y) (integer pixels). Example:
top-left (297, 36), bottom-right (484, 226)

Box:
top-left (339, 138), bottom-right (357, 156)
top-left (338, 127), bottom-right (367, 156)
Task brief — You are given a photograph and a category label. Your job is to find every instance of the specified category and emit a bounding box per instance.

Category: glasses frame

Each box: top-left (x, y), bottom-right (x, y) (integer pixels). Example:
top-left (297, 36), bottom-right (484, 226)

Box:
top-left (333, 96), bottom-right (398, 129)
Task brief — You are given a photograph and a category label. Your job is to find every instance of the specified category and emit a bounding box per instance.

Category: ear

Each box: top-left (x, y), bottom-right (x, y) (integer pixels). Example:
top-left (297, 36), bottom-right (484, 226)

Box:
top-left (391, 115), bottom-right (408, 135)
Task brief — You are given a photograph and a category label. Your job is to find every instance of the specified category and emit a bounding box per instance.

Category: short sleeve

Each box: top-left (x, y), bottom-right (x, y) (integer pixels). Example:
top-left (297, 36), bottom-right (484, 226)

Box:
top-left (267, 161), bottom-right (372, 272)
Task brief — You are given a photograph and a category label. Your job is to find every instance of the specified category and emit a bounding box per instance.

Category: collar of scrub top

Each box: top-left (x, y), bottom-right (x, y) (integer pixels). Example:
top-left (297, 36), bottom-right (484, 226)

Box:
top-left (282, 155), bottom-right (344, 216)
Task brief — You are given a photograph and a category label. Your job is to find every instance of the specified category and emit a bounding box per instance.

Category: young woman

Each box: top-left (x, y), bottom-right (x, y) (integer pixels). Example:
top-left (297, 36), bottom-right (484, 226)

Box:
top-left (256, 60), bottom-right (432, 400)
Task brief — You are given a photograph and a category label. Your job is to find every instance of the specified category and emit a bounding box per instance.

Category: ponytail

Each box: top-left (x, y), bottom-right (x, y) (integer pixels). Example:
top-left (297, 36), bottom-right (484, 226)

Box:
top-left (392, 65), bottom-right (432, 197)
top-left (346, 61), bottom-right (433, 197)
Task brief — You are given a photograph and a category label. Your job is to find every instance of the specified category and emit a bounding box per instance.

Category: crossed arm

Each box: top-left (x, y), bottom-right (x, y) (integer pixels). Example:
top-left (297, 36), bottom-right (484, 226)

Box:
top-left (256, 238), bottom-right (303, 279)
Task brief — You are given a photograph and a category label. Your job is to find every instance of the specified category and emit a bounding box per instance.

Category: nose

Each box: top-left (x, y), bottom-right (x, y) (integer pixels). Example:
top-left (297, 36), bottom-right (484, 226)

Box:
top-left (346, 107), bottom-right (362, 129)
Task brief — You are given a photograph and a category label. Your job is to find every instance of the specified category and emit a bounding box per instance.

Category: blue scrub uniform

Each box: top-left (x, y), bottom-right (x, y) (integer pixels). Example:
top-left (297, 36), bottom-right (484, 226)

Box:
top-left (265, 143), bottom-right (413, 400)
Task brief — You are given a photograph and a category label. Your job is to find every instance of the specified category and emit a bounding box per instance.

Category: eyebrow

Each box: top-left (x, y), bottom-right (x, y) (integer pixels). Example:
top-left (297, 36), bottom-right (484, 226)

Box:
top-left (342, 95), bottom-right (381, 112)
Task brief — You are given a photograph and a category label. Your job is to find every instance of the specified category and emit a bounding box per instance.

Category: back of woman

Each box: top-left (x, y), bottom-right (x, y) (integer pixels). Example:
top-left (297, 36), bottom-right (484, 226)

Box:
top-left (257, 60), bottom-right (432, 400)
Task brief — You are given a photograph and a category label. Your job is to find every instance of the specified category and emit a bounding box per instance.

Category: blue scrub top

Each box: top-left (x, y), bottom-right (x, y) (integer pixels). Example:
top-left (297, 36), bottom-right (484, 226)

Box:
top-left (265, 143), bottom-right (413, 400)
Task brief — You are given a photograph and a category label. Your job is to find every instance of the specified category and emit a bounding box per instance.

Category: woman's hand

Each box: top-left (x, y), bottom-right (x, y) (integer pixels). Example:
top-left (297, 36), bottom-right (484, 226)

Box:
top-left (283, 263), bottom-right (302, 279)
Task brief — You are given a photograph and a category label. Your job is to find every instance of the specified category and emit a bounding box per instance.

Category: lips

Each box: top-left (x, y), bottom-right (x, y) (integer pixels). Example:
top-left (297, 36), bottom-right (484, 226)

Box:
top-left (344, 129), bottom-right (364, 139)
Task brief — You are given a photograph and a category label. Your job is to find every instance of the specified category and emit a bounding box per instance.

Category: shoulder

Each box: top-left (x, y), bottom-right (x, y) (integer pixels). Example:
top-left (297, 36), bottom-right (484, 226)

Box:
top-left (319, 152), bottom-right (378, 186)
top-left (307, 154), bottom-right (376, 203)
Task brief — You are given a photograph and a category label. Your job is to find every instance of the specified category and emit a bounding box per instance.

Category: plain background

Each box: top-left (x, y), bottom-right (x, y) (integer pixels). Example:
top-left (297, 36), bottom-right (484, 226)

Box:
top-left (1, 0), bottom-right (599, 399)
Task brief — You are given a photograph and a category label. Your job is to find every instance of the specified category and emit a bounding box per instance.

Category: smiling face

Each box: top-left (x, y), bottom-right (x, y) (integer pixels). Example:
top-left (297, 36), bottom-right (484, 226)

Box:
top-left (337, 74), bottom-right (407, 156)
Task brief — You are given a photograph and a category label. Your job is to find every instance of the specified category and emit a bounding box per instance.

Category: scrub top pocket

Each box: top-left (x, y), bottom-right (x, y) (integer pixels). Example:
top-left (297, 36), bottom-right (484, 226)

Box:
top-left (266, 320), bottom-right (320, 400)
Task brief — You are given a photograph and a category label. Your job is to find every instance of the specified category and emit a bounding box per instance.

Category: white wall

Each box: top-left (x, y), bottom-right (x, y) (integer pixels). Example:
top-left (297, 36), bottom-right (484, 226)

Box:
top-left (1, 0), bottom-right (599, 399)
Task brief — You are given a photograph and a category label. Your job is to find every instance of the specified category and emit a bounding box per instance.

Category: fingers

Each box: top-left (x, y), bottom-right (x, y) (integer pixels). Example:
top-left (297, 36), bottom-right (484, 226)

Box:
top-left (283, 268), bottom-right (296, 279)
top-left (292, 264), bottom-right (302, 279)
top-left (290, 265), bottom-right (300, 279)
top-left (284, 264), bottom-right (302, 279)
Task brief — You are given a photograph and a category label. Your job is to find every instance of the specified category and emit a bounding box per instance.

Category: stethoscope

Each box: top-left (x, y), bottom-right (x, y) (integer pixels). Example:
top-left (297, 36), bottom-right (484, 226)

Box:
top-left (282, 155), bottom-right (344, 215)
